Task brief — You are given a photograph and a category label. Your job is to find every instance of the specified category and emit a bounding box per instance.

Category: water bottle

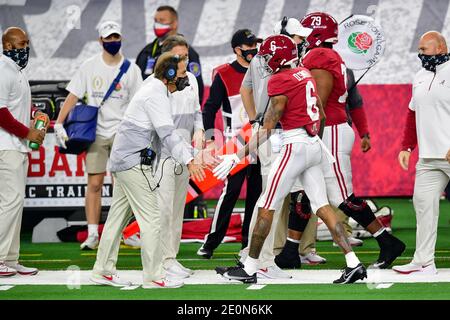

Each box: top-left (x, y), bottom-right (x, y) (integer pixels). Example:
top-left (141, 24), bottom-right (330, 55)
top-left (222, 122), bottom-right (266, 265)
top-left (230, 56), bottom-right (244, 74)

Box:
top-left (29, 114), bottom-right (47, 150)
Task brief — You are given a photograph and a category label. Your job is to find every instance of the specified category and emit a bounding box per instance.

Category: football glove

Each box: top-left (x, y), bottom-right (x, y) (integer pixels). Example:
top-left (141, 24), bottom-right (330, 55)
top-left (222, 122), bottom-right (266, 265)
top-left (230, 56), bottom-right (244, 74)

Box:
top-left (213, 153), bottom-right (240, 180)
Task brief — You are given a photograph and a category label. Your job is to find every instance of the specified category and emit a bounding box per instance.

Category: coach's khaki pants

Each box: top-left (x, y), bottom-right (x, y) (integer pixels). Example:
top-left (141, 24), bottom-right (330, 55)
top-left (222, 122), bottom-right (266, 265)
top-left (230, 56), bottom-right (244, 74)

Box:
top-left (0, 151), bottom-right (28, 264)
top-left (93, 165), bottom-right (164, 282)
top-left (156, 158), bottom-right (190, 268)
top-left (412, 158), bottom-right (450, 266)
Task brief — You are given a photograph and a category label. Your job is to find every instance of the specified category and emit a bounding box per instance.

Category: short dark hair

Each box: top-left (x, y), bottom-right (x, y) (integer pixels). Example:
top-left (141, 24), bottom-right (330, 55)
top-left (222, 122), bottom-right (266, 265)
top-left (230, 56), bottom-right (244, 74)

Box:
top-left (156, 5), bottom-right (178, 20)
top-left (161, 35), bottom-right (188, 53)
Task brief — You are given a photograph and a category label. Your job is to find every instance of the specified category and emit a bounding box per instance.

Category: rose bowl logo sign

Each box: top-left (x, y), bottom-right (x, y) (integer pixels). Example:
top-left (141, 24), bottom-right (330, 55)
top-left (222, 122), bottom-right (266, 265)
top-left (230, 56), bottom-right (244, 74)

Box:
top-left (335, 15), bottom-right (386, 70)
top-left (348, 32), bottom-right (373, 54)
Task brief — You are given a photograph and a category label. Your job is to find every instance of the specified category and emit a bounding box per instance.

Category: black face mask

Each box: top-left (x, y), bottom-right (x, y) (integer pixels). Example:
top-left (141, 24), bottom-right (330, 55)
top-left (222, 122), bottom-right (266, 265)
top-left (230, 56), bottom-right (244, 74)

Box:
top-left (3, 46), bottom-right (30, 70)
top-left (418, 53), bottom-right (450, 72)
top-left (175, 76), bottom-right (190, 91)
top-left (240, 48), bottom-right (258, 63)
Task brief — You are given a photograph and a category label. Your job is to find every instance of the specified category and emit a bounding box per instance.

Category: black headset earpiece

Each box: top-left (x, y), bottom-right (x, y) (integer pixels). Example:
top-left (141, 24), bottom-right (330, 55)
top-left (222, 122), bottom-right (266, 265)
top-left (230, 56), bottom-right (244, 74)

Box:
top-left (165, 55), bottom-right (180, 81)
top-left (280, 16), bottom-right (290, 37)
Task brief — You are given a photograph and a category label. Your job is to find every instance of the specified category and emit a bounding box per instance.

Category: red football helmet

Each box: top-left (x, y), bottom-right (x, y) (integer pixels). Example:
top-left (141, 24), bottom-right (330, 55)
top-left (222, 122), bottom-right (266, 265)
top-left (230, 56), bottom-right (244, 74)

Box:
top-left (257, 34), bottom-right (298, 76)
top-left (300, 12), bottom-right (338, 49)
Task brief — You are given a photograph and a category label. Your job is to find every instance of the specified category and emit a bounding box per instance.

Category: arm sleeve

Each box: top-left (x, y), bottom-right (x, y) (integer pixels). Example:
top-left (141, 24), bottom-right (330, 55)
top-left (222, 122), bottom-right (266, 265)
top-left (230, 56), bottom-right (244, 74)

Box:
top-left (0, 107), bottom-right (30, 139)
top-left (66, 65), bottom-right (87, 100)
top-left (202, 73), bottom-right (226, 132)
top-left (129, 64), bottom-right (144, 99)
top-left (188, 73), bottom-right (204, 132)
top-left (146, 91), bottom-right (194, 165)
top-left (401, 105), bottom-right (417, 151)
top-left (241, 64), bottom-right (253, 89)
top-left (349, 107), bottom-right (369, 137)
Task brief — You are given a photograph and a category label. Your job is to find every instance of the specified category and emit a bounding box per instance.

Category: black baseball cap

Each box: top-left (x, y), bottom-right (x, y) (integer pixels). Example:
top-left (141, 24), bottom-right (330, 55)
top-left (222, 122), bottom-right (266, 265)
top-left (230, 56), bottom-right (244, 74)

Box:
top-left (231, 29), bottom-right (263, 49)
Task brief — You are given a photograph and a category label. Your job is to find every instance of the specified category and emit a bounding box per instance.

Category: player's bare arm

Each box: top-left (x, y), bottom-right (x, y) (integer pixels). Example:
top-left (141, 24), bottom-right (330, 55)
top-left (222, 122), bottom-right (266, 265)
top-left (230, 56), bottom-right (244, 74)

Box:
top-left (240, 86), bottom-right (257, 121)
top-left (310, 69), bottom-right (333, 109)
top-left (316, 96), bottom-right (326, 138)
top-left (237, 94), bottom-right (287, 160)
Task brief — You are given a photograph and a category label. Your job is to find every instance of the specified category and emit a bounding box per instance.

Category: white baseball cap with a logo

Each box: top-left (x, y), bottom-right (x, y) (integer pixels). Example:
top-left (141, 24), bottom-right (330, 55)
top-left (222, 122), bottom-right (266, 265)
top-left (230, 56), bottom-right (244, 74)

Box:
top-left (273, 18), bottom-right (312, 37)
top-left (98, 21), bottom-right (122, 38)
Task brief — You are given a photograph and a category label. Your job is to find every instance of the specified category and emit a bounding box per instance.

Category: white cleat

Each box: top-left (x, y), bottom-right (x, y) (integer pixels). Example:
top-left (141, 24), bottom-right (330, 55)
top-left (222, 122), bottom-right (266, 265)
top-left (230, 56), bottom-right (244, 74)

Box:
top-left (333, 237), bottom-right (364, 247)
top-left (393, 262), bottom-right (437, 275)
top-left (0, 263), bottom-right (17, 277)
top-left (80, 234), bottom-right (99, 250)
top-left (300, 250), bottom-right (327, 265)
top-left (5, 263), bottom-right (38, 276)
top-left (142, 278), bottom-right (184, 289)
top-left (90, 273), bottom-right (132, 287)
top-left (123, 233), bottom-right (141, 248)
top-left (257, 265), bottom-right (292, 279)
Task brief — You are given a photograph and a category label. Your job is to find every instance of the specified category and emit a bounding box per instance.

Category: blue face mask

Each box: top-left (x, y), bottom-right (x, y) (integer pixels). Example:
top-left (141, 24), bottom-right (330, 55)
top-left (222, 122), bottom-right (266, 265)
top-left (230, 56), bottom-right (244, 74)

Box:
top-left (103, 41), bottom-right (121, 56)
top-left (3, 46), bottom-right (30, 70)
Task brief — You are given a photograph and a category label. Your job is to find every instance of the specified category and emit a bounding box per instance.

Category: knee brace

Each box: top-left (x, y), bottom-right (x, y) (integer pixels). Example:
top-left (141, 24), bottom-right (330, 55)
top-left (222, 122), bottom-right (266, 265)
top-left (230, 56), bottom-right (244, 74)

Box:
top-left (338, 194), bottom-right (376, 229)
top-left (288, 191), bottom-right (311, 232)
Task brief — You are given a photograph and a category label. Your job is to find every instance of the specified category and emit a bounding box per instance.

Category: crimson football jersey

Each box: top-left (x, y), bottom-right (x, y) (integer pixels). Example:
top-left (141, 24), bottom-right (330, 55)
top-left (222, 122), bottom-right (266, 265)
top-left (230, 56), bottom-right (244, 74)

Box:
top-left (267, 67), bottom-right (320, 131)
top-left (302, 47), bottom-right (348, 126)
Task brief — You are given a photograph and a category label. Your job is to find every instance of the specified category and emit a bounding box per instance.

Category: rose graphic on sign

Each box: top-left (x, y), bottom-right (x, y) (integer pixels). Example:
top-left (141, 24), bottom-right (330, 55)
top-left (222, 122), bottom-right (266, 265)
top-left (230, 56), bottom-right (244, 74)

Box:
top-left (348, 32), bottom-right (373, 54)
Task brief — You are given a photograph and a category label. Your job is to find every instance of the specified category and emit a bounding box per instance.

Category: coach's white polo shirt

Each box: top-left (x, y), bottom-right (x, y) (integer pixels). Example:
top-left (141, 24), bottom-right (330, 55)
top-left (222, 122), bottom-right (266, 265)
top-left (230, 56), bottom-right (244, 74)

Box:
top-left (409, 59), bottom-right (450, 159)
top-left (0, 55), bottom-right (31, 153)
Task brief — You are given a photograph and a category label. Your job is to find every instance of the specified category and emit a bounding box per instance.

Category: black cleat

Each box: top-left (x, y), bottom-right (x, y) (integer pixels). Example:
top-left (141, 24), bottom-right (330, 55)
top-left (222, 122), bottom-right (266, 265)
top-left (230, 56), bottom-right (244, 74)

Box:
top-left (215, 256), bottom-right (244, 275)
top-left (372, 236), bottom-right (406, 269)
top-left (221, 266), bottom-right (257, 284)
top-left (197, 246), bottom-right (213, 259)
top-left (333, 263), bottom-right (367, 284)
top-left (275, 250), bottom-right (301, 269)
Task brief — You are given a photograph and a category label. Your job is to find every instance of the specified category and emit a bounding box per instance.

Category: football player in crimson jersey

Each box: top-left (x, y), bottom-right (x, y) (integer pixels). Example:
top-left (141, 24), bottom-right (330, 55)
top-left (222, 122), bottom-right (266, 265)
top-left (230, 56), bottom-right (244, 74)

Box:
top-left (300, 12), bottom-right (405, 268)
top-left (213, 35), bottom-right (367, 284)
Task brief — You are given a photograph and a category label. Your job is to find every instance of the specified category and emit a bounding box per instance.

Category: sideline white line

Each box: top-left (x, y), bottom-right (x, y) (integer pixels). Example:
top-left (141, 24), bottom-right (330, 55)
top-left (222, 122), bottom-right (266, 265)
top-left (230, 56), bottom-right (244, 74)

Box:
top-left (1, 269), bottom-right (450, 286)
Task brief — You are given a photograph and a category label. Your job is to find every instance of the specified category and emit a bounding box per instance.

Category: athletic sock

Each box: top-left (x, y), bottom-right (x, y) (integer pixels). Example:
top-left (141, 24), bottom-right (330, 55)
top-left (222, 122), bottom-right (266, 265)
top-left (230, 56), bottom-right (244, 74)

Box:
top-left (345, 252), bottom-right (360, 268)
top-left (283, 239), bottom-right (300, 253)
top-left (244, 256), bottom-right (258, 275)
top-left (88, 224), bottom-right (99, 237)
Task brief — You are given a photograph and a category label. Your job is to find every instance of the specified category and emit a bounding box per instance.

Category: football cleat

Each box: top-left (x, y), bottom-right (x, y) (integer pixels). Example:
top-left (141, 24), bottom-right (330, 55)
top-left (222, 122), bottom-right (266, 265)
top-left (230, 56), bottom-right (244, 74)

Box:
top-left (196, 246), bottom-right (213, 259)
top-left (372, 235), bottom-right (406, 269)
top-left (275, 249), bottom-right (301, 269)
top-left (221, 266), bottom-right (257, 284)
top-left (333, 263), bottom-right (367, 284)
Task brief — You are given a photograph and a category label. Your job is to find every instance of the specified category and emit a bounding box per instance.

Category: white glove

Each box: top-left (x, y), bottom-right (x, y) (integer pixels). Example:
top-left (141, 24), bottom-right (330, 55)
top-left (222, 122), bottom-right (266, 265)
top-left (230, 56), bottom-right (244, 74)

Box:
top-left (54, 123), bottom-right (68, 149)
top-left (213, 153), bottom-right (240, 180)
top-left (251, 121), bottom-right (261, 136)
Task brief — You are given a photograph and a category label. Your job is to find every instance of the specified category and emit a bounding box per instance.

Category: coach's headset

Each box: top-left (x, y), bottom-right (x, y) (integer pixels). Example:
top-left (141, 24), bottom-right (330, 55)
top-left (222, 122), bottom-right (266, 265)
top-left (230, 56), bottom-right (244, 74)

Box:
top-left (280, 16), bottom-right (291, 37)
top-left (163, 54), bottom-right (181, 82)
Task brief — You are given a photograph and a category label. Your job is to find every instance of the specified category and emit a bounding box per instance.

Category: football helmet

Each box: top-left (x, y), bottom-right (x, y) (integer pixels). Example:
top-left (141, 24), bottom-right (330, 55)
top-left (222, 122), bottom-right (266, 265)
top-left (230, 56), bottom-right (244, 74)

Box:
top-left (300, 12), bottom-right (339, 49)
top-left (257, 34), bottom-right (298, 76)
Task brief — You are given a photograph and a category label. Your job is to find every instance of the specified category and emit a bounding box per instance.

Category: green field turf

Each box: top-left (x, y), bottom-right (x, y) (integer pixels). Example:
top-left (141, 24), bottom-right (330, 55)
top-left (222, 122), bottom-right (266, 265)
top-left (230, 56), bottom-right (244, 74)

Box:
top-left (1, 198), bottom-right (449, 300)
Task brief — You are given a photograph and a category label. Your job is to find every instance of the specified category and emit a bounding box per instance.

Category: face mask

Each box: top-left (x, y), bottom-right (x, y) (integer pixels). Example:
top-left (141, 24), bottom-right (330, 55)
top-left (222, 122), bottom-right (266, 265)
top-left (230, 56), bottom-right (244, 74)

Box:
top-left (418, 53), bottom-right (450, 72)
top-left (103, 41), bottom-right (121, 56)
top-left (175, 76), bottom-right (190, 91)
top-left (239, 48), bottom-right (258, 63)
top-left (154, 22), bottom-right (172, 38)
top-left (297, 40), bottom-right (309, 59)
top-left (3, 46), bottom-right (30, 70)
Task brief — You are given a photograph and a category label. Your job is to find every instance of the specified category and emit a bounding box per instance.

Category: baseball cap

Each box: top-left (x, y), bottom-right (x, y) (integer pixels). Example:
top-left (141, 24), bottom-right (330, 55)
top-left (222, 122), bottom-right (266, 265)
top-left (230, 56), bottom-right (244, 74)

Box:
top-left (98, 21), bottom-right (122, 38)
top-left (273, 18), bottom-right (312, 37)
top-left (231, 29), bottom-right (263, 48)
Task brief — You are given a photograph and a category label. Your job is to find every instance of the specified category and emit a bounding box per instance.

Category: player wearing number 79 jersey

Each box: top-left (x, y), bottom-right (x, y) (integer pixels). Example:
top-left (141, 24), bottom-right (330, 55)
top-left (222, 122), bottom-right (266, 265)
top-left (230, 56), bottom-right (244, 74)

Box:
top-left (300, 12), bottom-right (406, 268)
top-left (214, 34), bottom-right (367, 284)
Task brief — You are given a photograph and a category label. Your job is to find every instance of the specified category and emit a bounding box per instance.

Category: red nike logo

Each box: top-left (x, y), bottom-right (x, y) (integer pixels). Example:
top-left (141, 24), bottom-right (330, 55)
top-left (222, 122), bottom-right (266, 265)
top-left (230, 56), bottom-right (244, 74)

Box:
top-left (103, 275), bottom-right (113, 281)
top-left (152, 280), bottom-right (165, 287)
top-left (259, 268), bottom-right (268, 273)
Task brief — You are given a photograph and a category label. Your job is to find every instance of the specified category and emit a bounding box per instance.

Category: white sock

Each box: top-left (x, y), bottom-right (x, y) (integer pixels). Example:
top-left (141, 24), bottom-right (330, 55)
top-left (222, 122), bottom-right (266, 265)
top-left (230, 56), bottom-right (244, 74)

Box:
top-left (244, 256), bottom-right (259, 275)
top-left (287, 237), bottom-right (300, 244)
top-left (88, 224), bottom-right (99, 237)
top-left (345, 252), bottom-right (360, 268)
top-left (373, 227), bottom-right (386, 238)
